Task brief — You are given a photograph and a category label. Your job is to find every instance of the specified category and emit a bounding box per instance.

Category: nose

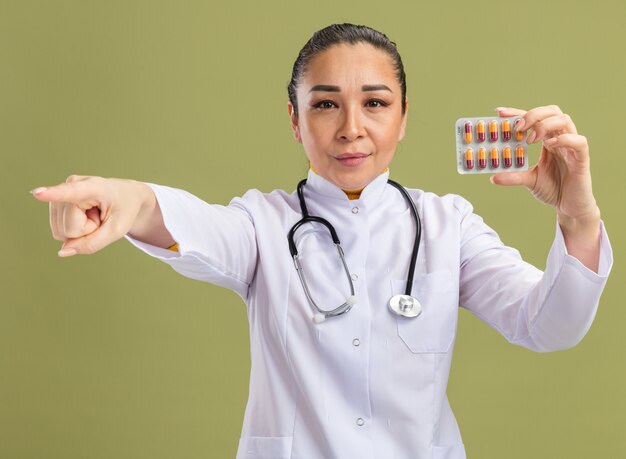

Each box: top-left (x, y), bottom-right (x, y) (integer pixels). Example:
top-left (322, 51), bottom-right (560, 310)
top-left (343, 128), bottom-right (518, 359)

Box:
top-left (337, 105), bottom-right (366, 142)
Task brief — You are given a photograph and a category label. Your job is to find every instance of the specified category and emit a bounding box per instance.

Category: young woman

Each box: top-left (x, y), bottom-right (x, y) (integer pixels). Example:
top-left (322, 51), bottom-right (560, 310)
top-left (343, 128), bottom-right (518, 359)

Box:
top-left (32, 24), bottom-right (612, 459)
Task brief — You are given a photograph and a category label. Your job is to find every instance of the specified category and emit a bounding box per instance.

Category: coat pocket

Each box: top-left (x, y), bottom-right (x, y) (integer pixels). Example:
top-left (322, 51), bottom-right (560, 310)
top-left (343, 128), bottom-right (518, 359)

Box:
top-left (236, 436), bottom-right (293, 459)
top-left (390, 271), bottom-right (458, 354)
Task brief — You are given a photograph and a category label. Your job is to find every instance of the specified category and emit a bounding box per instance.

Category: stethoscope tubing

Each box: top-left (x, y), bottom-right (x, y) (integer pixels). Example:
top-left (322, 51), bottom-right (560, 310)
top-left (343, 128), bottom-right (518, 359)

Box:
top-left (386, 179), bottom-right (421, 296)
top-left (288, 178), bottom-right (421, 320)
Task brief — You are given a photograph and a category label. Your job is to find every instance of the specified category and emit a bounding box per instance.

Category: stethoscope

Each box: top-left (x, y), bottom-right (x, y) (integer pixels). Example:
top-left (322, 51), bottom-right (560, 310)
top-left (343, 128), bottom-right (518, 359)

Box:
top-left (287, 178), bottom-right (422, 324)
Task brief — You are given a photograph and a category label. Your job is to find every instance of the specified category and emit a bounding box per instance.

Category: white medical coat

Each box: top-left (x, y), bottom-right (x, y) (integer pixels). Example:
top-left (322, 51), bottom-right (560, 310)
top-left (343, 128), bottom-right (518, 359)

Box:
top-left (124, 169), bottom-right (612, 459)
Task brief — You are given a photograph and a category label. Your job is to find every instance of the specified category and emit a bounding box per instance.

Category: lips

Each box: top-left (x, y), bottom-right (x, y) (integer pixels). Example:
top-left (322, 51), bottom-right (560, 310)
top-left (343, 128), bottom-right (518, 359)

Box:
top-left (335, 152), bottom-right (371, 167)
top-left (335, 152), bottom-right (370, 159)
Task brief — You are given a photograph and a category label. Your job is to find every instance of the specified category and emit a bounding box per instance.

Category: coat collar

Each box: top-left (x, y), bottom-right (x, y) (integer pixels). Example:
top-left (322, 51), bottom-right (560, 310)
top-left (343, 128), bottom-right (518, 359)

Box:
top-left (305, 168), bottom-right (391, 202)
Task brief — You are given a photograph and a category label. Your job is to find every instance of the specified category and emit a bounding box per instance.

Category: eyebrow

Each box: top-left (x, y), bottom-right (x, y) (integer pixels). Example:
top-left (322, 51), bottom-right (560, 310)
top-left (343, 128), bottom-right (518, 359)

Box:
top-left (308, 84), bottom-right (393, 93)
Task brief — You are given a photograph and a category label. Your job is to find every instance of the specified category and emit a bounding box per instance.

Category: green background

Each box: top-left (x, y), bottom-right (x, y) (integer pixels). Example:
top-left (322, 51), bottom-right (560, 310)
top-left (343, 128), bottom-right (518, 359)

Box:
top-left (2, 0), bottom-right (623, 457)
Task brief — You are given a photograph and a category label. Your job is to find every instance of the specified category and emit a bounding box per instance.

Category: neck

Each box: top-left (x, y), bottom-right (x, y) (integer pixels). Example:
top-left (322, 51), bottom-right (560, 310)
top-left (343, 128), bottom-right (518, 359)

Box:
top-left (309, 164), bottom-right (371, 200)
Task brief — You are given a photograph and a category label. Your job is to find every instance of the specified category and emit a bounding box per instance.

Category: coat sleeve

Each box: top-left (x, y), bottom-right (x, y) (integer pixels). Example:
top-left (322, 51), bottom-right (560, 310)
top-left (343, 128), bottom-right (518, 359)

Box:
top-left (123, 182), bottom-right (258, 301)
top-left (456, 197), bottom-right (613, 352)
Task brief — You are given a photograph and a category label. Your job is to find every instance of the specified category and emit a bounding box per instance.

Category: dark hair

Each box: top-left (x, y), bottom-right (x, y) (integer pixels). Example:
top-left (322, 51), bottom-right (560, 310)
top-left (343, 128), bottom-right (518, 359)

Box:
top-left (288, 23), bottom-right (407, 117)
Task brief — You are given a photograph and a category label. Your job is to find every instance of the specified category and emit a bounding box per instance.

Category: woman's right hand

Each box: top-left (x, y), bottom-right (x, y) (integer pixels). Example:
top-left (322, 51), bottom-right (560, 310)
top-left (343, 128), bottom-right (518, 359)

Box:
top-left (31, 175), bottom-right (154, 257)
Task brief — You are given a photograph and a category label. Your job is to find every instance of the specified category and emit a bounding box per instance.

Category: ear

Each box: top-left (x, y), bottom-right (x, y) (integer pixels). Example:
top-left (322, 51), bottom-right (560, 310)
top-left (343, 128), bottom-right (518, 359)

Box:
top-left (398, 97), bottom-right (409, 141)
top-left (288, 102), bottom-right (302, 144)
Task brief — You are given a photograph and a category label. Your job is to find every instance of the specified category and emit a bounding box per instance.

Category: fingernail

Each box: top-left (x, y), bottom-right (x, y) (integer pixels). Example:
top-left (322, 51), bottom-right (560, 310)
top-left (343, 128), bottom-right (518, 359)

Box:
top-left (515, 119), bottom-right (525, 132)
top-left (58, 248), bottom-right (77, 257)
top-left (527, 130), bottom-right (537, 144)
top-left (495, 107), bottom-right (507, 112)
top-left (30, 187), bottom-right (47, 195)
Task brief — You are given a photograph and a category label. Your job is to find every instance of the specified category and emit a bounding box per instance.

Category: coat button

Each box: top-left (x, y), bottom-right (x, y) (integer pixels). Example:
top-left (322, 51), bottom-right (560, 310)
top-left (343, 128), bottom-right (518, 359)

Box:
top-left (351, 273), bottom-right (358, 281)
top-left (352, 338), bottom-right (360, 347)
top-left (356, 418), bottom-right (365, 426)
top-left (351, 206), bottom-right (359, 214)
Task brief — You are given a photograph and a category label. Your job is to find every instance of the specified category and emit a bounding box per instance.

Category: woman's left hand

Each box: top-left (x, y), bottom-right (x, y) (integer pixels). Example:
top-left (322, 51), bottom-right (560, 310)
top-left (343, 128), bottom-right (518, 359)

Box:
top-left (492, 105), bottom-right (600, 221)
top-left (492, 105), bottom-right (601, 271)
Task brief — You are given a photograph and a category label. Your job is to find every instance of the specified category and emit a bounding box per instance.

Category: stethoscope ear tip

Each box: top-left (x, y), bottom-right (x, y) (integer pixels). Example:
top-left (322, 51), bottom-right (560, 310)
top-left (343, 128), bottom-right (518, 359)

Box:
top-left (313, 313), bottom-right (326, 324)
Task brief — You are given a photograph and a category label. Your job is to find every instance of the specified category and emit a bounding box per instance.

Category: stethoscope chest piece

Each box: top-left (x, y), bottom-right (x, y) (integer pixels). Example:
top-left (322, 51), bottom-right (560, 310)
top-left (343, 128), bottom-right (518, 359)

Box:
top-left (388, 294), bottom-right (422, 318)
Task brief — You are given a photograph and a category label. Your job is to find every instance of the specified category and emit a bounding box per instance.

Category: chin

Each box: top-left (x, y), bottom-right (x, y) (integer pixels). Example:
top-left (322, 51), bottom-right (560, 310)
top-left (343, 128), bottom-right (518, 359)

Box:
top-left (332, 171), bottom-right (373, 190)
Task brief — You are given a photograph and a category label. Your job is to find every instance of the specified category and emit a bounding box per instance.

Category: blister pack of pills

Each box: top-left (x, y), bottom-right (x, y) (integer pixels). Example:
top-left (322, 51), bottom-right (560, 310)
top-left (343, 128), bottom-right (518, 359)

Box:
top-left (455, 116), bottom-right (528, 174)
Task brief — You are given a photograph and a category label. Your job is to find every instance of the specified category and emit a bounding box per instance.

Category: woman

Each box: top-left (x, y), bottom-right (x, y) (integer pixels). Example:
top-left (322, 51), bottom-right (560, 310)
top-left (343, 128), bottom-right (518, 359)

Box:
top-left (32, 24), bottom-right (611, 459)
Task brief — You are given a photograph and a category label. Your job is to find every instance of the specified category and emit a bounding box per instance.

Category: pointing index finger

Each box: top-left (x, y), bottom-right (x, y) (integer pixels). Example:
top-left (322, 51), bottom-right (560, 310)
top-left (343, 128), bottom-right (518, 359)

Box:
top-left (30, 187), bottom-right (48, 195)
top-left (29, 181), bottom-right (96, 205)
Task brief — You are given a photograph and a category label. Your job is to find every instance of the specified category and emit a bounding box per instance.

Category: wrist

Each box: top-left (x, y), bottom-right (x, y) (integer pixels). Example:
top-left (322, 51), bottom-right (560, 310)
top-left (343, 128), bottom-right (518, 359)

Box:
top-left (557, 205), bottom-right (601, 235)
top-left (126, 181), bottom-right (176, 248)
top-left (128, 180), bottom-right (157, 238)
top-left (557, 205), bottom-right (602, 273)
top-left (134, 180), bottom-right (156, 217)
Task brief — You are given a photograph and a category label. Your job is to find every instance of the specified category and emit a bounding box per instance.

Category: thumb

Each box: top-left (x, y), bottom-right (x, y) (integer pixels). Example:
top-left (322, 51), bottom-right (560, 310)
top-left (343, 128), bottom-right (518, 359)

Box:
top-left (58, 219), bottom-right (121, 257)
top-left (490, 170), bottom-right (535, 188)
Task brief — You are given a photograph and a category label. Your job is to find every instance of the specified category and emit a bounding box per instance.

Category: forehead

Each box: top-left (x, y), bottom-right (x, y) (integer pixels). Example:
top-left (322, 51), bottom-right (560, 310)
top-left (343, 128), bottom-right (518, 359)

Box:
top-left (301, 43), bottom-right (398, 87)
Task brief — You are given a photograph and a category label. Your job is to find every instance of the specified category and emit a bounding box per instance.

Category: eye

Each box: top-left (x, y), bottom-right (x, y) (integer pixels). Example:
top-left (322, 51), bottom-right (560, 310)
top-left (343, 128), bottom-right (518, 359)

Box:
top-left (366, 99), bottom-right (388, 108)
top-left (313, 100), bottom-right (336, 109)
